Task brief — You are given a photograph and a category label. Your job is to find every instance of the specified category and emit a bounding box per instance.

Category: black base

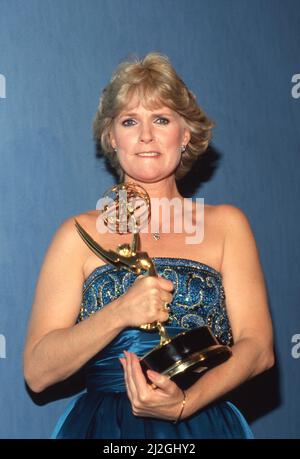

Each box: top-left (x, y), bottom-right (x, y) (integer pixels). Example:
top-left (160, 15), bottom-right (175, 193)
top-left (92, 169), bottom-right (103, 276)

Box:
top-left (140, 326), bottom-right (232, 388)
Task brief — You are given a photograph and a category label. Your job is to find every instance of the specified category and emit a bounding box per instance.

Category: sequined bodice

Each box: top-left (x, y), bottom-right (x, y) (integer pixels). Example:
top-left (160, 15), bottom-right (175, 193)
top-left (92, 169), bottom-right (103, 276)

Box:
top-left (78, 257), bottom-right (233, 345)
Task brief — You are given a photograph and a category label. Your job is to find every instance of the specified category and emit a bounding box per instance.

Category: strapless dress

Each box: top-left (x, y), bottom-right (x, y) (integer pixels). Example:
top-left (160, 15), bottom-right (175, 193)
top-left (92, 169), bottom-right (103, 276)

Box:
top-left (51, 257), bottom-right (253, 439)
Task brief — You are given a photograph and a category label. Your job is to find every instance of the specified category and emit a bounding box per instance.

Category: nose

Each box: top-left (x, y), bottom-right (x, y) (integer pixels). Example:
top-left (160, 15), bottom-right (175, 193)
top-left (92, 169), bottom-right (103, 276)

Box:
top-left (139, 121), bottom-right (154, 144)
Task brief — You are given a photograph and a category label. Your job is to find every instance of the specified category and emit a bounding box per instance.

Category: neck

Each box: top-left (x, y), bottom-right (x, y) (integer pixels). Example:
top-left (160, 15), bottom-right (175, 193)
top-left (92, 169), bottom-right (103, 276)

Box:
top-left (124, 175), bottom-right (183, 201)
top-left (123, 175), bottom-right (187, 238)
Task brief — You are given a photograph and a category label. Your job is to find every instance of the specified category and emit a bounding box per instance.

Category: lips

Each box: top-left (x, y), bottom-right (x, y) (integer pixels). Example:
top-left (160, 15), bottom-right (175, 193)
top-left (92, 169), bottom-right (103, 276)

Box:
top-left (136, 151), bottom-right (161, 157)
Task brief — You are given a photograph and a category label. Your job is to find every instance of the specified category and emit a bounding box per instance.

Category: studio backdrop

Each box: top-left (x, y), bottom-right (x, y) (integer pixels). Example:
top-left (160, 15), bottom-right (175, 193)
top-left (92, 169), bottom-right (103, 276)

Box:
top-left (0, 0), bottom-right (299, 439)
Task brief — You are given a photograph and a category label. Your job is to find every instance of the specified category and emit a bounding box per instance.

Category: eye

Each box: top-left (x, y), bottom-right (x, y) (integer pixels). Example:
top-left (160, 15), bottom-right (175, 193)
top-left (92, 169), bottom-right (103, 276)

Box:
top-left (121, 118), bottom-right (136, 127)
top-left (155, 117), bottom-right (169, 125)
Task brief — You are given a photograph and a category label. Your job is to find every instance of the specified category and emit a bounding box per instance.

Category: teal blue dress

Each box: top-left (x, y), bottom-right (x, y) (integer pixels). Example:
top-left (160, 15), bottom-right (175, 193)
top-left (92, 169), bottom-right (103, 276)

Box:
top-left (51, 258), bottom-right (253, 439)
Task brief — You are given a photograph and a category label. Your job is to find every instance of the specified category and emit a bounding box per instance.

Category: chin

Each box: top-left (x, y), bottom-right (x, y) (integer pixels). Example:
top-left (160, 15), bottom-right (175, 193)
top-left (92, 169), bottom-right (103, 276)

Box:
top-left (125, 171), bottom-right (172, 184)
top-left (124, 165), bottom-right (177, 184)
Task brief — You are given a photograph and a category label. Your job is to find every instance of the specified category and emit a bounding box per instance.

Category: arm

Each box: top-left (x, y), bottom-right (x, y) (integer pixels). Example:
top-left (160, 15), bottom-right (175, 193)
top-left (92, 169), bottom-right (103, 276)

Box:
top-left (23, 216), bottom-right (173, 394)
top-left (120, 205), bottom-right (274, 421)
top-left (23, 216), bottom-right (125, 393)
top-left (181, 205), bottom-right (274, 417)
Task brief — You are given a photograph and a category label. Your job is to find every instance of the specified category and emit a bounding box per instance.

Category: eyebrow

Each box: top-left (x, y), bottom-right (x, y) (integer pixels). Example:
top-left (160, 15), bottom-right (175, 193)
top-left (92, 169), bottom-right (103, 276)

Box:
top-left (118, 112), bottom-right (174, 118)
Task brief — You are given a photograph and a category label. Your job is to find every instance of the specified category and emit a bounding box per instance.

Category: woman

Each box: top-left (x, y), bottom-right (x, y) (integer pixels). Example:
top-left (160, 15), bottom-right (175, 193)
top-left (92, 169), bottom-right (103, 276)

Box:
top-left (23, 52), bottom-right (274, 439)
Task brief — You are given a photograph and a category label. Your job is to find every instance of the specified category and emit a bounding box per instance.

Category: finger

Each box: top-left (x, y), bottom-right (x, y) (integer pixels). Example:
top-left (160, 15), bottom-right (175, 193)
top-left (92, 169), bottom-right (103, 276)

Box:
top-left (129, 352), bottom-right (151, 395)
top-left (119, 357), bottom-right (128, 385)
top-left (157, 306), bottom-right (170, 322)
top-left (119, 357), bottom-right (125, 368)
top-left (124, 351), bottom-right (138, 400)
top-left (134, 274), bottom-right (145, 283)
top-left (157, 276), bottom-right (174, 292)
top-left (158, 313), bottom-right (169, 324)
top-left (160, 293), bottom-right (173, 305)
top-left (146, 370), bottom-right (176, 394)
top-left (121, 353), bottom-right (134, 402)
top-left (159, 302), bottom-right (170, 313)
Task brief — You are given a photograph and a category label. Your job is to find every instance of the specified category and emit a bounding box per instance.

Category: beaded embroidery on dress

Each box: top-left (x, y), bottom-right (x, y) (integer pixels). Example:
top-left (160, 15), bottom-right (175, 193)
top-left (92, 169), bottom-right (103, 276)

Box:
top-left (51, 257), bottom-right (253, 439)
top-left (78, 257), bottom-right (233, 345)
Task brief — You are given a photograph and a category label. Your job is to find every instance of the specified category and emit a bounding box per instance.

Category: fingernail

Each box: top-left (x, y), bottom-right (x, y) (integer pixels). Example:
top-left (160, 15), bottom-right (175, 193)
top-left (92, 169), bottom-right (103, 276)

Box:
top-left (147, 369), bottom-right (158, 378)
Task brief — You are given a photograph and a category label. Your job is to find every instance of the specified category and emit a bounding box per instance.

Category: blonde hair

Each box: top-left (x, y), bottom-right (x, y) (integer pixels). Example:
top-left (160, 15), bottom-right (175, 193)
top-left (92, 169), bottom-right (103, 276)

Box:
top-left (93, 52), bottom-right (215, 181)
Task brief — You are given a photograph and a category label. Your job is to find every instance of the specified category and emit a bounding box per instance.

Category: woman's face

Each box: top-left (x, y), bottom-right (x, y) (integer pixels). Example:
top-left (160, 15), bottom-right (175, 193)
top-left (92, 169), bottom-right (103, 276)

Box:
top-left (109, 96), bottom-right (191, 183)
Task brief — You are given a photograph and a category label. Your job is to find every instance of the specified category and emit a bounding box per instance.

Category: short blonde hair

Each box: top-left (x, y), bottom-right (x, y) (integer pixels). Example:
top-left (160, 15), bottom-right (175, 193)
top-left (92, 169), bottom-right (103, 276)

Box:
top-left (93, 52), bottom-right (215, 181)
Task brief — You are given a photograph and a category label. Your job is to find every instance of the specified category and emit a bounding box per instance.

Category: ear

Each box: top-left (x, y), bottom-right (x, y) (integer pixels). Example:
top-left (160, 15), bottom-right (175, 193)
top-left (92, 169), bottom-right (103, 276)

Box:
top-left (182, 127), bottom-right (191, 146)
top-left (109, 128), bottom-right (117, 149)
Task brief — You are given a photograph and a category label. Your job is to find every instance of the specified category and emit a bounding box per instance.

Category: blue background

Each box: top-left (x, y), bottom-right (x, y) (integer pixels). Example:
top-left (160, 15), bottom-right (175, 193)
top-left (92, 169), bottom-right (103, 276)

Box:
top-left (0, 0), bottom-right (299, 438)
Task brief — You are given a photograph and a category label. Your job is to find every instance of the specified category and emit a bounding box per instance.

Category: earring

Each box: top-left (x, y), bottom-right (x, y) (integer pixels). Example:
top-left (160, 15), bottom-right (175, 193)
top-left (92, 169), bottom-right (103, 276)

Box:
top-left (113, 147), bottom-right (118, 153)
top-left (180, 145), bottom-right (186, 153)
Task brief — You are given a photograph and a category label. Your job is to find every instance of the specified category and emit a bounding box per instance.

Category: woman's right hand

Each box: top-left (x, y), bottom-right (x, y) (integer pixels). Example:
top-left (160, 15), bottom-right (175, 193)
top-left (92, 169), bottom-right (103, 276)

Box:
top-left (116, 275), bottom-right (174, 328)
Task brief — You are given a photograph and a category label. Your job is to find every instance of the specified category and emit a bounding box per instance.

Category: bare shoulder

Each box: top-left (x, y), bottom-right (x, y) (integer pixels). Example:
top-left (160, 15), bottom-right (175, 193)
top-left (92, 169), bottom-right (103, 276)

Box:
top-left (205, 203), bottom-right (252, 233)
top-left (217, 204), bottom-right (259, 275)
top-left (200, 203), bottom-right (250, 233)
top-left (67, 208), bottom-right (99, 226)
top-left (204, 202), bottom-right (247, 217)
top-left (200, 204), bottom-right (254, 272)
top-left (74, 209), bottom-right (100, 229)
top-left (56, 209), bottom-right (99, 240)
top-left (41, 209), bottom-right (101, 272)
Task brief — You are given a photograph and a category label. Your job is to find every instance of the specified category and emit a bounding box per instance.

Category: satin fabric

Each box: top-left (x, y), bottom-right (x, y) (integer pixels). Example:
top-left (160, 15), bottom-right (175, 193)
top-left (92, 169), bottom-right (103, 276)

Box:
top-left (52, 326), bottom-right (253, 439)
top-left (52, 258), bottom-right (253, 439)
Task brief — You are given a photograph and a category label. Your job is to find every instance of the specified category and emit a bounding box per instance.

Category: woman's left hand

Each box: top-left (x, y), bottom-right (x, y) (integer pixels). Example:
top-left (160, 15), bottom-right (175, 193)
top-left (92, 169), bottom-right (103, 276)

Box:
top-left (119, 351), bottom-right (184, 421)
